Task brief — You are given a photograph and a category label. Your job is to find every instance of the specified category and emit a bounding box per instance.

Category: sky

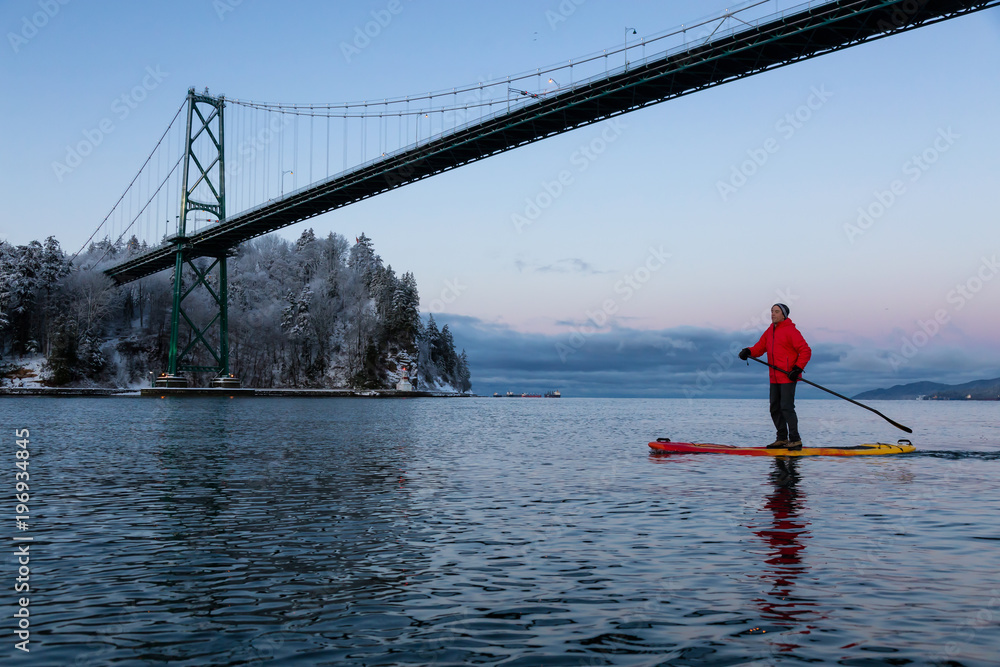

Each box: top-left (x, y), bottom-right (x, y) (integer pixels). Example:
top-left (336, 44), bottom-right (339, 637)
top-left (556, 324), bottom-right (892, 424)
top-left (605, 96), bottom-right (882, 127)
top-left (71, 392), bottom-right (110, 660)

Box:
top-left (3, 0), bottom-right (1000, 399)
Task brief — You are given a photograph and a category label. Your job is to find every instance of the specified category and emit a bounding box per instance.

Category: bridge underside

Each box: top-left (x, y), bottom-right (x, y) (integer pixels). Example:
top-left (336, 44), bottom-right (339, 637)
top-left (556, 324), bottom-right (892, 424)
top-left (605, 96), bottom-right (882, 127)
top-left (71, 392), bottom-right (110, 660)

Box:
top-left (107, 0), bottom-right (999, 284)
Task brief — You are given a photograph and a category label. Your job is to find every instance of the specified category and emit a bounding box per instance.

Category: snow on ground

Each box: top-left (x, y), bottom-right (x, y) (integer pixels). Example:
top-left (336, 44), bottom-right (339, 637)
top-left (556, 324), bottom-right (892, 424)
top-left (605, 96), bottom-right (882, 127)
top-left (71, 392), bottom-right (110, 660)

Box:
top-left (424, 377), bottom-right (462, 394)
top-left (0, 355), bottom-right (49, 388)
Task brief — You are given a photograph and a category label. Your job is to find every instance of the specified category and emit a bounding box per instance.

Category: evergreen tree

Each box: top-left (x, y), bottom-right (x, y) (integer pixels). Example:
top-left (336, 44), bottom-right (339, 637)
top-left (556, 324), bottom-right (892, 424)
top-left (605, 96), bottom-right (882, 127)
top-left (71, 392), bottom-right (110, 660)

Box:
top-left (417, 315), bottom-right (441, 387)
top-left (3, 241), bottom-right (43, 355)
top-left (371, 263), bottom-right (398, 325)
top-left (424, 314), bottom-right (440, 342)
top-left (126, 235), bottom-right (141, 255)
top-left (439, 324), bottom-right (457, 378)
top-left (347, 233), bottom-right (381, 291)
top-left (0, 241), bottom-right (16, 352)
top-left (322, 232), bottom-right (349, 274)
top-left (40, 236), bottom-right (69, 286)
top-left (45, 315), bottom-right (78, 385)
top-left (456, 349), bottom-right (472, 393)
top-left (295, 228), bottom-right (321, 282)
top-left (391, 272), bottom-right (420, 346)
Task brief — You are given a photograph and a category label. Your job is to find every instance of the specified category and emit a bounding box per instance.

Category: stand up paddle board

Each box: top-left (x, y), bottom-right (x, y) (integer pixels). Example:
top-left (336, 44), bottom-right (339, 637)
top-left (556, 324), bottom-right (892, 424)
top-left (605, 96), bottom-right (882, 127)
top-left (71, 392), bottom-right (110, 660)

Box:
top-left (648, 438), bottom-right (915, 457)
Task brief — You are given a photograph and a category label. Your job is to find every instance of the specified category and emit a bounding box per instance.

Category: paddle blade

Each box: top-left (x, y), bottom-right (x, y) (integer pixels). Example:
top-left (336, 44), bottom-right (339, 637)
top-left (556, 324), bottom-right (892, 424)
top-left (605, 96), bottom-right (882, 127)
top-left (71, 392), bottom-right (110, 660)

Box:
top-left (890, 421), bottom-right (913, 434)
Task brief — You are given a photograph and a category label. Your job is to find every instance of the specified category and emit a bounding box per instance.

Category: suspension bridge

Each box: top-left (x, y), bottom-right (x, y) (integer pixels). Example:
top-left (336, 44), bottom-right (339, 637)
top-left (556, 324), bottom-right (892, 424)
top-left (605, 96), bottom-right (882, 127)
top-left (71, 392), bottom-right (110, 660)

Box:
top-left (86, 0), bottom-right (998, 387)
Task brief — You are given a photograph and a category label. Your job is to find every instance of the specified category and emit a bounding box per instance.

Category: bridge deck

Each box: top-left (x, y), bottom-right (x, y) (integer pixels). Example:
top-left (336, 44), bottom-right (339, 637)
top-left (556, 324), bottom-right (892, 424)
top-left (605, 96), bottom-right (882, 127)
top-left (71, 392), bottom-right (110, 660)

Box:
top-left (106, 0), bottom-right (999, 284)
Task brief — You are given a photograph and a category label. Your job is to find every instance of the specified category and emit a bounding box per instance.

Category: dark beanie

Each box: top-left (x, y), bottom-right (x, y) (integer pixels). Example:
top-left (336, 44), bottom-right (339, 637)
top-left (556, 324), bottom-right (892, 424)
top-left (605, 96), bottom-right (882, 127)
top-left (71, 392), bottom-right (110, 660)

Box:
top-left (774, 303), bottom-right (790, 318)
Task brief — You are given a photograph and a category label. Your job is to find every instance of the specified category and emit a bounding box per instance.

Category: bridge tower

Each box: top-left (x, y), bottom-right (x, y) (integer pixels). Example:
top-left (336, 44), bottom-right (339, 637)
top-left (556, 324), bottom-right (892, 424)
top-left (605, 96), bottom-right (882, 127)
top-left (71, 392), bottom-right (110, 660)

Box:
top-left (156, 88), bottom-right (239, 389)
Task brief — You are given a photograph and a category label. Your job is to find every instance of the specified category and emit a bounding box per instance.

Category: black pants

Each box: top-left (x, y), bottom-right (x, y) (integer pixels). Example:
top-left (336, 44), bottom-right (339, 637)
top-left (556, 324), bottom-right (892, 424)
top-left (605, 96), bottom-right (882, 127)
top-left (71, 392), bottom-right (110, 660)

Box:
top-left (769, 382), bottom-right (800, 442)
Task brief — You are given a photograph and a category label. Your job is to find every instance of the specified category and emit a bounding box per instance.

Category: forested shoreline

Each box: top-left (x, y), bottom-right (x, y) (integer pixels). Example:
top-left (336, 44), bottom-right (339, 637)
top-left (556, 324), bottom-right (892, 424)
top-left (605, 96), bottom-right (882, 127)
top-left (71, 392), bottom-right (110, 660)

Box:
top-left (0, 230), bottom-right (471, 392)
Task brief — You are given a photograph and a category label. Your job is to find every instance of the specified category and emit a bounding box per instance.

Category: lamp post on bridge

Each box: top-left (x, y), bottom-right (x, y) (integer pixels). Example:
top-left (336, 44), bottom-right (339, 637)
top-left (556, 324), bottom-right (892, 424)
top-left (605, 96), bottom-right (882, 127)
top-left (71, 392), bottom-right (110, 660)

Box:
top-left (625, 27), bottom-right (637, 69)
top-left (281, 170), bottom-right (293, 196)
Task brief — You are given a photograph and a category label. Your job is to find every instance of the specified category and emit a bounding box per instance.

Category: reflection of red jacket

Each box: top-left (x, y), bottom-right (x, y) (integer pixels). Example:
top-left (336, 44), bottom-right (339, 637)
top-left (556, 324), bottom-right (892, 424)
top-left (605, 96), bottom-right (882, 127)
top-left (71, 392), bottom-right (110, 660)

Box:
top-left (749, 318), bottom-right (812, 384)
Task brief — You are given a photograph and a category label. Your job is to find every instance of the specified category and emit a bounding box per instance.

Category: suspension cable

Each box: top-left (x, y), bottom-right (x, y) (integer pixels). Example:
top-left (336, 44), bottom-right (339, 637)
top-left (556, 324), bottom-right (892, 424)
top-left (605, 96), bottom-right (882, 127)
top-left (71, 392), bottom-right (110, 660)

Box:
top-left (90, 154), bottom-right (184, 268)
top-left (71, 99), bottom-right (186, 264)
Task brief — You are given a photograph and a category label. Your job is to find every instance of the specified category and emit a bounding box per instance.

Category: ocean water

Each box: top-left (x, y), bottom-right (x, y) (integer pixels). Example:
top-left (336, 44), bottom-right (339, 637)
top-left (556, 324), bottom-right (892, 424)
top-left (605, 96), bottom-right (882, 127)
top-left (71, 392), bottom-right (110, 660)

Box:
top-left (2, 396), bottom-right (999, 666)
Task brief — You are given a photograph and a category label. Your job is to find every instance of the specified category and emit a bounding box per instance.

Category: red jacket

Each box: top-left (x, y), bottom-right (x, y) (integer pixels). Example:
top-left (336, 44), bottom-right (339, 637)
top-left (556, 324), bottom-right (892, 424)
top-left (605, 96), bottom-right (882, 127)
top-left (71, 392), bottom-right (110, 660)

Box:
top-left (749, 318), bottom-right (812, 384)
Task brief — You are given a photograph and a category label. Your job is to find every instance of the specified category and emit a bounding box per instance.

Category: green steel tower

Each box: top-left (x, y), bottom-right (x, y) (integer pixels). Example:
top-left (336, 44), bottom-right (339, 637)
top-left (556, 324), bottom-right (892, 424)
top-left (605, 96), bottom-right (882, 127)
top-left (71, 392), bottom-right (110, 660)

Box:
top-left (156, 88), bottom-right (239, 389)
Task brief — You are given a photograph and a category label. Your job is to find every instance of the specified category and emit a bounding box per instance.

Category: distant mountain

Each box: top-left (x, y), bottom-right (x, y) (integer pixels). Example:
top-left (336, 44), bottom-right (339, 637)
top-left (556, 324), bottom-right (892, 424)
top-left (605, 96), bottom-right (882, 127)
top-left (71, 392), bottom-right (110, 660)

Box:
top-left (854, 378), bottom-right (1000, 400)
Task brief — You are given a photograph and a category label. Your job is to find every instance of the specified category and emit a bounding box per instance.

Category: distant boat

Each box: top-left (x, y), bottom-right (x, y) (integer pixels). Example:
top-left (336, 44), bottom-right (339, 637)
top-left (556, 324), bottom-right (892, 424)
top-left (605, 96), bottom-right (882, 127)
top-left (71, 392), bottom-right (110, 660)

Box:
top-left (506, 391), bottom-right (516, 397)
top-left (545, 390), bottom-right (561, 398)
top-left (521, 393), bottom-right (542, 398)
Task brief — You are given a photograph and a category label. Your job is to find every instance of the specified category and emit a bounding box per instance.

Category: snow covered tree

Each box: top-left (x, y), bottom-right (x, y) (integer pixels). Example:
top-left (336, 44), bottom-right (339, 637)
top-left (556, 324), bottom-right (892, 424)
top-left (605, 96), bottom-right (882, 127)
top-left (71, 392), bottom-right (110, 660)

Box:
top-left (390, 272), bottom-right (420, 347)
top-left (456, 350), bottom-right (472, 393)
top-left (294, 228), bottom-right (321, 282)
top-left (347, 233), bottom-right (380, 291)
top-left (439, 325), bottom-right (457, 378)
top-left (1, 241), bottom-right (43, 355)
top-left (371, 263), bottom-right (398, 325)
top-left (0, 241), bottom-right (16, 354)
top-left (39, 236), bottom-right (69, 286)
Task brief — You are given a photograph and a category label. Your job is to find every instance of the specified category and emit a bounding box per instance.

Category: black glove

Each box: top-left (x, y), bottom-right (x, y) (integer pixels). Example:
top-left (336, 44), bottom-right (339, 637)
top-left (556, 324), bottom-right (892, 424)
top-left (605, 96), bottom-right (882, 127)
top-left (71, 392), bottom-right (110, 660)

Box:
top-left (787, 365), bottom-right (803, 382)
top-left (738, 348), bottom-right (751, 361)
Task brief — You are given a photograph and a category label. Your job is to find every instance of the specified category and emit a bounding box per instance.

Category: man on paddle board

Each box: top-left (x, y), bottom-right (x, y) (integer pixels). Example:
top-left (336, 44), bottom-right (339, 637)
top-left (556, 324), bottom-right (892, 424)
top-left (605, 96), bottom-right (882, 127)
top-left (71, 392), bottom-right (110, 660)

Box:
top-left (739, 303), bottom-right (812, 451)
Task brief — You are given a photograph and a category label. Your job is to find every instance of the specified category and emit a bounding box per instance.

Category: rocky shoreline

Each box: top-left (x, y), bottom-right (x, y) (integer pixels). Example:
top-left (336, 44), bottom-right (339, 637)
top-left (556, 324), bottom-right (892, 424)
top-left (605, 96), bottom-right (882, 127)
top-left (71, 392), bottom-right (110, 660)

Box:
top-left (0, 387), bottom-right (472, 398)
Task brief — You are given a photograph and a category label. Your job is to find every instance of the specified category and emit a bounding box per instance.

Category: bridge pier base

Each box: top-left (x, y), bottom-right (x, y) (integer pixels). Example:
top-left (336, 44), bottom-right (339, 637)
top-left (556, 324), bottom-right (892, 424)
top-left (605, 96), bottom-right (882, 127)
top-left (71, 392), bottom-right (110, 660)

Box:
top-left (154, 375), bottom-right (189, 388)
top-left (210, 375), bottom-right (242, 389)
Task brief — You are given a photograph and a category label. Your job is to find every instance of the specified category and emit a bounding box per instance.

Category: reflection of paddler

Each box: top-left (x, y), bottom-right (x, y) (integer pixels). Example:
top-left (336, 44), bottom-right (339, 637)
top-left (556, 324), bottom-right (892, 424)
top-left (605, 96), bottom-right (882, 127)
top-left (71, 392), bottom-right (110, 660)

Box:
top-left (754, 458), bottom-right (814, 633)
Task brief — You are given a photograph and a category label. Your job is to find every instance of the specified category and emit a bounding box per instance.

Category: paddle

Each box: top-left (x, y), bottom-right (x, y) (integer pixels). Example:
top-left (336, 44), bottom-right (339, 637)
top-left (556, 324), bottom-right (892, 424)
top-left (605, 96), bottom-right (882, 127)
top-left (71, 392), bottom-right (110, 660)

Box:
top-left (746, 356), bottom-right (912, 434)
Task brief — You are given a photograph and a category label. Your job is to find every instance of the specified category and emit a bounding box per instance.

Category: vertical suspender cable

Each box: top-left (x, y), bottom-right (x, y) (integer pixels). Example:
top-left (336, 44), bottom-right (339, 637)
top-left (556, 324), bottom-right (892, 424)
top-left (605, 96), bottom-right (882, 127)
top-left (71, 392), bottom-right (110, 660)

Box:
top-left (239, 106), bottom-right (245, 211)
top-left (244, 104), bottom-right (249, 207)
top-left (241, 106), bottom-right (247, 211)
top-left (137, 155), bottom-right (142, 246)
top-left (264, 108), bottom-right (271, 202)
top-left (145, 160), bottom-right (151, 245)
top-left (243, 107), bottom-right (249, 210)
top-left (157, 126), bottom-right (162, 242)
top-left (231, 105), bottom-right (237, 213)
top-left (251, 108), bottom-right (257, 209)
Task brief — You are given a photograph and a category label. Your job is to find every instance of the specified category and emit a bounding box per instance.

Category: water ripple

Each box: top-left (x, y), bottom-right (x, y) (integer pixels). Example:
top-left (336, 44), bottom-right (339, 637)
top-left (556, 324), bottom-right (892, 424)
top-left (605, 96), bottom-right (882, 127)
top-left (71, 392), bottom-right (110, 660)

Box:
top-left (3, 397), bottom-right (999, 664)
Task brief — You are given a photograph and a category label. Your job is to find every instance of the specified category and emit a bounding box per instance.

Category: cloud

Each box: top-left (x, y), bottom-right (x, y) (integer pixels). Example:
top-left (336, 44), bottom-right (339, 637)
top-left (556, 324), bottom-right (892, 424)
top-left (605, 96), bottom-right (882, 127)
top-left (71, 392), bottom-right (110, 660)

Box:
top-left (513, 257), bottom-right (613, 275)
top-left (536, 258), bottom-right (613, 274)
top-left (432, 314), bottom-right (1000, 399)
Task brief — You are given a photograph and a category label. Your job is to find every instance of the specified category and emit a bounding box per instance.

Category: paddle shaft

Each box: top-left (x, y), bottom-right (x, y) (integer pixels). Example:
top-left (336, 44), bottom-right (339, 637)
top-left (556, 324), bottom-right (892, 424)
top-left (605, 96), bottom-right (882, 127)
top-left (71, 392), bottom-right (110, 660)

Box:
top-left (747, 356), bottom-right (912, 434)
